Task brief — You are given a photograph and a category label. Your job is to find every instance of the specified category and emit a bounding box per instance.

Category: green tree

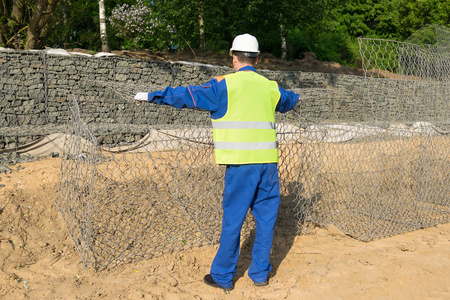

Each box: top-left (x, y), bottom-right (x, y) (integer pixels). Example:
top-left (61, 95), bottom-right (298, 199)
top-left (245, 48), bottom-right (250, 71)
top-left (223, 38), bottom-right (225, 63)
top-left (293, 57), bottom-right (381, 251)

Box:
top-left (0, 0), bottom-right (61, 49)
top-left (224, 0), bottom-right (334, 58)
top-left (398, 0), bottom-right (450, 40)
top-left (334, 0), bottom-right (401, 39)
top-left (45, 0), bottom-right (133, 50)
top-left (151, 0), bottom-right (204, 50)
top-left (46, 0), bottom-right (100, 49)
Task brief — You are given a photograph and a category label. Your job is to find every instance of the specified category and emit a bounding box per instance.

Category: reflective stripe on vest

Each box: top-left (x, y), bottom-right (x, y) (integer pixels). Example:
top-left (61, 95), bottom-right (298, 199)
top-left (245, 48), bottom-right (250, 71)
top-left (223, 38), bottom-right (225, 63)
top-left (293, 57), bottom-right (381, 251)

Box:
top-left (212, 121), bottom-right (275, 130)
top-left (214, 141), bottom-right (277, 150)
top-left (212, 121), bottom-right (277, 150)
top-left (211, 71), bottom-right (280, 164)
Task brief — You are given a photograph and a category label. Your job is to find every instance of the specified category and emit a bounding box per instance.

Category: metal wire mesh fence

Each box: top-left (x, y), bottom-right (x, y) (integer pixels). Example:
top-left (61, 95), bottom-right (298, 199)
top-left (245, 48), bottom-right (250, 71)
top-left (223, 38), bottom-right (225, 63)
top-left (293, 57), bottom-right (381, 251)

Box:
top-left (52, 36), bottom-right (449, 270)
top-left (406, 24), bottom-right (450, 48)
top-left (310, 37), bottom-right (450, 241)
top-left (55, 94), bottom-right (314, 269)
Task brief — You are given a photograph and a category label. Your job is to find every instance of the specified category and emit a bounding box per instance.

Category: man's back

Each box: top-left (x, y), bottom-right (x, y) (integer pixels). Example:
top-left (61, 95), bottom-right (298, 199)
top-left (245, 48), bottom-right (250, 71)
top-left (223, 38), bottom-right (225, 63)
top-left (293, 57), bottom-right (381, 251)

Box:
top-left (212, 70), bottom-right (281, 165)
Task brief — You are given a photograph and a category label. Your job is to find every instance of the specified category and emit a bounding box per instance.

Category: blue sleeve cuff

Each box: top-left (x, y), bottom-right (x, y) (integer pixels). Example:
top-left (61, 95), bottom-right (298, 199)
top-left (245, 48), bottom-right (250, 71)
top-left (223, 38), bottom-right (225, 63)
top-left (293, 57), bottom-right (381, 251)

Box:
top-left (276, 88), bottom-right (299, 113)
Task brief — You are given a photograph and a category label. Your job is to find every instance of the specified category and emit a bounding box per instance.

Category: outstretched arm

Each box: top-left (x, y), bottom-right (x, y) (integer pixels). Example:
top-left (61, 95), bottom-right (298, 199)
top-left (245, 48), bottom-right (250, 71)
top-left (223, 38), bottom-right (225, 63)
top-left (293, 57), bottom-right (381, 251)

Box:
top-left (276, 87), bottom-right (300, 113)
top-left (134, 79), bottom-right (221, 112)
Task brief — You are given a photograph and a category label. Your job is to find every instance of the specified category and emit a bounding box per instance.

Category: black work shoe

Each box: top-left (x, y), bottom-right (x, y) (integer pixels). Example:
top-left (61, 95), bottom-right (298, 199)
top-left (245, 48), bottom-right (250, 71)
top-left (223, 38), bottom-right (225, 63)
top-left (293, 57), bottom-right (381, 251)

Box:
top-left (254, 280), bottom-right (268, 287)
top-left (203, 274), bottom-right (234, 292)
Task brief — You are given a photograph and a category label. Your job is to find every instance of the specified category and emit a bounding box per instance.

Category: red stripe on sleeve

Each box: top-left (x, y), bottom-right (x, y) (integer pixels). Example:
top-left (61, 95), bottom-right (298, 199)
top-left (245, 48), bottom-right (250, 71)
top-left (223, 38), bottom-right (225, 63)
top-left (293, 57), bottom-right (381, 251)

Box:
top-left (187, 86), bottom-right (197, 107)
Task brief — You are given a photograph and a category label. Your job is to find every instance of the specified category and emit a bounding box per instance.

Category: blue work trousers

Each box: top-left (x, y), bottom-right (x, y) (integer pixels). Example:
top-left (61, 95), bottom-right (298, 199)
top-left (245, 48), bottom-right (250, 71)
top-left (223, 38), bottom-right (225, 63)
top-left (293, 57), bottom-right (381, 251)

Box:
top-left (210, 163), bottom-right (280, 288)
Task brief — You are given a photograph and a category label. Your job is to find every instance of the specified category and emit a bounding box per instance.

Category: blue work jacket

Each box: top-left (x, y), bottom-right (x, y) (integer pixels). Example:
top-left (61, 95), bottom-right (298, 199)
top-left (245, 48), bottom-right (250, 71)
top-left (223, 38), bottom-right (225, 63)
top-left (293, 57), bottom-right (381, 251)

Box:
top-left (145, 66), bottom-right (300, 120)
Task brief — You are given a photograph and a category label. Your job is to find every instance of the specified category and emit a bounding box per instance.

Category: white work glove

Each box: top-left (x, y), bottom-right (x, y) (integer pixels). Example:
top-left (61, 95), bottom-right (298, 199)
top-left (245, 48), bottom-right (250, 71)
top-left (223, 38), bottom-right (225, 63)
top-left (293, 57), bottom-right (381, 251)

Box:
top-left (134, 92), bottom-right (148, 106)
top-left (134, 92), bottom-right (148, 101)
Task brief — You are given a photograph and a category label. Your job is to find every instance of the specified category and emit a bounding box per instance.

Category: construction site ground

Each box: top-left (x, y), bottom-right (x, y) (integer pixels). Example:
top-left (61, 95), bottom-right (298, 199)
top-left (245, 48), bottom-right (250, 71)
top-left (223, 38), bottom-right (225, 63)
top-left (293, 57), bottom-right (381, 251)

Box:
top-left (0, 51), bottom-right (449, 299)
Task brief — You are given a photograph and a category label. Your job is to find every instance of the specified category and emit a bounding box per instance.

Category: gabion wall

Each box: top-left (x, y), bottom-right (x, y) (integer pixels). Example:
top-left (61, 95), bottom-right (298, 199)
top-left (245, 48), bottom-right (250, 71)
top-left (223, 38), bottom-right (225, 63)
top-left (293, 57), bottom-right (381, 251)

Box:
top-left (1, 48), bottom-right (448, 149)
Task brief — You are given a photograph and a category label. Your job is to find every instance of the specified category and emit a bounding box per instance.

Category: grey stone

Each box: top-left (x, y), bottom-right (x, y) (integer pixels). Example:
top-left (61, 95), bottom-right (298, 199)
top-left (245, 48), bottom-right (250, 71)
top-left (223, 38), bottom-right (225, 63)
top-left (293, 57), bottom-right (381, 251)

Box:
top-left (0, 165), bottom-right (11, 173)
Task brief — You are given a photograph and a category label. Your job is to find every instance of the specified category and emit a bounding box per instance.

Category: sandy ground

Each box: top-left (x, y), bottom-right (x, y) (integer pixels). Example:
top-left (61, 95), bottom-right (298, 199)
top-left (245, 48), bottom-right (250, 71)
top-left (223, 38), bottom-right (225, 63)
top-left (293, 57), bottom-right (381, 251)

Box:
top-left (0, 157), bottom-right (449, 300)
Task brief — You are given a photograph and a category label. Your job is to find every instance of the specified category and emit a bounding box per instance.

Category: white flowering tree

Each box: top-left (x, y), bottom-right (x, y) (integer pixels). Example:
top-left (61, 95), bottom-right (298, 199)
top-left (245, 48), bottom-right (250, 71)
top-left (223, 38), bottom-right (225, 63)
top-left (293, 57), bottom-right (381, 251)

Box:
top-left (109, 0), bottom-right (171, 50)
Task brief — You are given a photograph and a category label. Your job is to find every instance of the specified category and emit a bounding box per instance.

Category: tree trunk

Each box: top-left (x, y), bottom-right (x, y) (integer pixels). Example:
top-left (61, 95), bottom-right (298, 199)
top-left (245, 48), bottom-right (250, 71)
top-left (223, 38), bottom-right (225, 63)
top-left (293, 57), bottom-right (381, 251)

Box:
top-left (0, 0), bottom-right (8, 45)
top-left (280, 13), bottom-right (287, 60)
top-left (99, 0), bottom-right (110, 52)
top-left (11, 0), bottom-right (26, 25)
top-left (198, 0), bottom-right (205, 50)
top-left (25, 0), bottom-right (60, 49)
top-left (0, 0), bottom-right (26, 48)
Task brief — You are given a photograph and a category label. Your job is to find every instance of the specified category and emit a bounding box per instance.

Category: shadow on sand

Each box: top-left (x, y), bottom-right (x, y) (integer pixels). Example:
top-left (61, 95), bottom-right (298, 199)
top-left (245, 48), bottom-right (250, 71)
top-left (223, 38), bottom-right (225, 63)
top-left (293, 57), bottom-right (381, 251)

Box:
top-left (233, 181), bottom-right (320, 283)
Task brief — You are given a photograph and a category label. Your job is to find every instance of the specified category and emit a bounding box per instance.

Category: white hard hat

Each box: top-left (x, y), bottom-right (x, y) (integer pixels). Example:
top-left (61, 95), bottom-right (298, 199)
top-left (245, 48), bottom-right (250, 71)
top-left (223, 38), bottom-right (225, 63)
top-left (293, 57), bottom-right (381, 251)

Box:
top-left (229, 33), bottom-right (260, 57)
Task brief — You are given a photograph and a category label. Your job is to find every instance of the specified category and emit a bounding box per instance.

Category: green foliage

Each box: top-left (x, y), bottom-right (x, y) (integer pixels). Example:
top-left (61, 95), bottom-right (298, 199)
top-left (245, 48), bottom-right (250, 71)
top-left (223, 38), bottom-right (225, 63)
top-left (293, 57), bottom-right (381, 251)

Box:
top-left (398, 0), bottom-right (450, 40)
top-left (334, 0), bottom-right (401, 39)
top-left (151, 0), bottom-right (202, 50)
top-left (46, 0), bottom-right (101, 49)
top-left (315, 32), bottom-right (356, 65)
top-left (286, 27), bottom-right (359, 67)
top-left (46, 0), bottom-right (138, 50)
top-left (406, 25), bottom-right (438, 45)
top-left (9, 0), bottom-right (448, 67)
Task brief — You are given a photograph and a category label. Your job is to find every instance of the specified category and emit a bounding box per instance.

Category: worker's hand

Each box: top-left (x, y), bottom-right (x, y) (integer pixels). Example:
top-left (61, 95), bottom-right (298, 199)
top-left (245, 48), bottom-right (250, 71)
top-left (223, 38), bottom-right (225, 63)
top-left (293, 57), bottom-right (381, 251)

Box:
top-left (134, 92), bottom-right (148, 106)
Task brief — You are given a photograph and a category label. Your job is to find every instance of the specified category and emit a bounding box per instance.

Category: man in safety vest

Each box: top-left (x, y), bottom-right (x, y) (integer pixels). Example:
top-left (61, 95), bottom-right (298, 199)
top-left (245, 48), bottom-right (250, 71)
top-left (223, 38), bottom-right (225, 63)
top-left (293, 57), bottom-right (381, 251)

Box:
top-left (134, 33), bottom-right (300, 291)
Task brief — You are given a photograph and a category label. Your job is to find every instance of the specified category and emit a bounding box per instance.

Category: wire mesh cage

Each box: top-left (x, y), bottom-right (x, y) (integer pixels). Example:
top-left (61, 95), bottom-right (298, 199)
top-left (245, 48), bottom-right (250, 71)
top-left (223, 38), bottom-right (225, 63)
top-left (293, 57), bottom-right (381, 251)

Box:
top-left (52, 34), bottom-right (450, 270)
top-left (55, 94), bottom-right (317, 269)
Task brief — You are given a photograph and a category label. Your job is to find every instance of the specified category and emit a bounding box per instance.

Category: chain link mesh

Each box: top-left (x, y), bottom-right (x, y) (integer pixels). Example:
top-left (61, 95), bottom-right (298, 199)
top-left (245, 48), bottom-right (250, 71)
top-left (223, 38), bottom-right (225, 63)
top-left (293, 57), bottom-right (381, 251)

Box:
top-left (53, 35), bottom-right (449, 269)
top-left (56, 93), bottom-right (318, 269)
top-left (310, 36), bottom-right (450, 241)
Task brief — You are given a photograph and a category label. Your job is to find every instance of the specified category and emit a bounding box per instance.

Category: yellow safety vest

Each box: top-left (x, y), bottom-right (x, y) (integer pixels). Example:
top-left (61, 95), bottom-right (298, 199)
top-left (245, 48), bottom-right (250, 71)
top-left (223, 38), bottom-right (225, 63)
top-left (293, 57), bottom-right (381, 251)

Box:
top-left (211, 71), bottom-right (281, 165)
